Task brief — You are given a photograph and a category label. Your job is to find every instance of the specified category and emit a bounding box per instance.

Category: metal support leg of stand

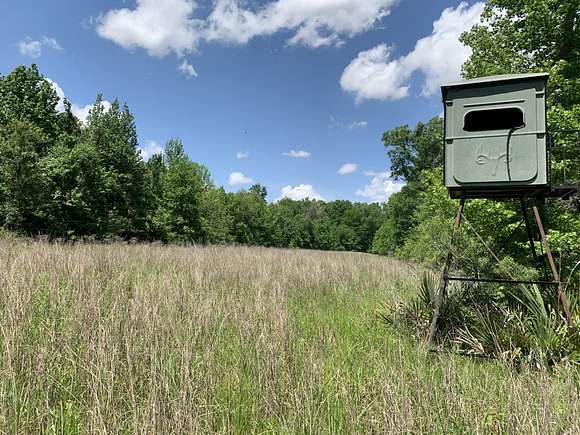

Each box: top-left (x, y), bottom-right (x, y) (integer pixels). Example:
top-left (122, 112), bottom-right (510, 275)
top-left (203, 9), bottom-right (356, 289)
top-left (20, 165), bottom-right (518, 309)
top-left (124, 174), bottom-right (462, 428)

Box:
top-left (532, 204), bottom-right (574, 327)
top-left (426, 196), bottom-right (466, 346)
top-left (521, 198), bottom-right (540, 268)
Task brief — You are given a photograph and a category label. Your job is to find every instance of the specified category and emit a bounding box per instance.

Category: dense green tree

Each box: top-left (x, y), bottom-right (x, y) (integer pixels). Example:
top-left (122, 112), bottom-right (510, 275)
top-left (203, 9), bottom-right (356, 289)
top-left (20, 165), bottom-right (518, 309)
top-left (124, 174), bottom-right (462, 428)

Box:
top-left (460, 0), bottom-right (580, 185)
top-left (228, 188), bottom-right (271, 246)
top-left (312, 216), bottom-right (337, 251)
top-left (0, 120), bottom-right (50, 232)
top-left (371, 184), bottom-right (420, 255)
top-left (458, 0), bottom-right (580, 277)
top-left (143, 153), bottom-right (166, 239)
top-left (342, 203), bottom-right (384, 252)
top-left (371, 220), bottom-right (398, 256)
top-left (460, 0), bottom-right (579, 85)
top-left (0, 65), bottom-right (61, 146)
top-left (382, 117), bottom-right (444, 183)
top-left (57, 100), bottom-right (82, 147)
top-left (82, 96), bottom-right (149, 237)
top-left (269, 198), bottom-right (316, 249)
top-left (41, 141), bottom-right (104, 237)
top-left (374, 116), bottom-right (443, 255)
top-left (322, 201), bottom-right (356, 251)
top-left (200, 187), bottom-right (233, 244)
top-left (0, 65), bottom-right (63, 234)
top-left (151, 139), bottom-right (205, 242)
top-left (249, 183), bottom-right (268, 201)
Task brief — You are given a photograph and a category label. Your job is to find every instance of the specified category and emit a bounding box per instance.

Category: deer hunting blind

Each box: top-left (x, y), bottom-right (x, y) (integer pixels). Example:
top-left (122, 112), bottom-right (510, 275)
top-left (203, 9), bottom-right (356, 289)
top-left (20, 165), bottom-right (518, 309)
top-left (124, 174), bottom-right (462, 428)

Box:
top-left (442, 73), bottom-right (550, 198)
top-left (426, 73), bottom-right (577, 344)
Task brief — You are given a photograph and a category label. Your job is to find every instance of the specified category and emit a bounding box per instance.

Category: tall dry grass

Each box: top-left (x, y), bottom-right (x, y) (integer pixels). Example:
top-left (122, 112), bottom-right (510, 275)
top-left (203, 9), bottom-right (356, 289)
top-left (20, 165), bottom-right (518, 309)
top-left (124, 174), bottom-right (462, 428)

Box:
top-left (0, 241), bottom-right (578, 433)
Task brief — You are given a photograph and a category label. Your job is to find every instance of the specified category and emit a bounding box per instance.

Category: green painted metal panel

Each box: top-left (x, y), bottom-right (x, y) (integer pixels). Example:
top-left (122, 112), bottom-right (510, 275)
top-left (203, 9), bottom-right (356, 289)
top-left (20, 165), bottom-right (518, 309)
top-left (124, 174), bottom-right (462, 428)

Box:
top-left (442, 73), bottom-right (549, 196)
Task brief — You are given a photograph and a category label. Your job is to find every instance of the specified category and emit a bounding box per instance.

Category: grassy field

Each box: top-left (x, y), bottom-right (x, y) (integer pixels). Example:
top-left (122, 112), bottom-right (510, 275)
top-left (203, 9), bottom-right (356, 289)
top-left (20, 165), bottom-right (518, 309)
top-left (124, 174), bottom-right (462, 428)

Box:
top-left (0, 242), bottom-right (578, 433)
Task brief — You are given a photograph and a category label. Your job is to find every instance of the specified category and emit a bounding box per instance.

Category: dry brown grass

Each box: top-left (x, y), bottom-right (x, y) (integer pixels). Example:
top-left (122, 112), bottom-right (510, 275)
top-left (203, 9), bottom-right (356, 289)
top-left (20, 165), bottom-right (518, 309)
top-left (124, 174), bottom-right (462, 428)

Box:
top-left (0, 241), bottom-right (578, 433)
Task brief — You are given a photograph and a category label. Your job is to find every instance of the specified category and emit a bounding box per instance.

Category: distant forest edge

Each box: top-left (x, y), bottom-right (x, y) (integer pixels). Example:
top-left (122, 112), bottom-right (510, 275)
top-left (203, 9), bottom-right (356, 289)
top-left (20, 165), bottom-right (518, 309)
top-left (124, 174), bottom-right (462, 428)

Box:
top-left (0, 64), bottom-right (388, 252)
top-left (0, 1), bottom-right (579, 270)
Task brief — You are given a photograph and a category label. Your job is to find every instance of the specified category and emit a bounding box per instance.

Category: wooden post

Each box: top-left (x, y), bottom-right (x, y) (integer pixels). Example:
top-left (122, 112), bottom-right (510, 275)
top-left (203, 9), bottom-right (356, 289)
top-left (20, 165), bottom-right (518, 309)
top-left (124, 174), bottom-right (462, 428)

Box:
top-left (426, 196), bottom-right (466, 346)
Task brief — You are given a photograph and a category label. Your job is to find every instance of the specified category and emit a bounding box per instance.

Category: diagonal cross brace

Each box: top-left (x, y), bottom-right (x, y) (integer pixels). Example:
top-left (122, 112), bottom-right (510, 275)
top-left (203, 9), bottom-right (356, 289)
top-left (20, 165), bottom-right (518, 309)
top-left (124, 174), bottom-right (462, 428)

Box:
top-left (426, 196), bottom-right (575, 347)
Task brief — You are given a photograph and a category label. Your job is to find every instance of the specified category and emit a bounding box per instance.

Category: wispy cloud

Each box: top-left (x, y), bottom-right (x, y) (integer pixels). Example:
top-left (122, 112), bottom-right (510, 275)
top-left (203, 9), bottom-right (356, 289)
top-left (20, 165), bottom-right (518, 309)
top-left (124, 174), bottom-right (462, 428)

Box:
top-left (329, 116), bottom-right (368, 130)
top-left (42, 37), bottom-right (62, 51)
top-left (18, 36), bottom-right (62, 58)
top-left (178, 59), bottom-right (198, 78)
top-left (236, 151), bottom-right (249, 160)
top-left (283, 150), bottom-right (311, 158)
top-left (338, 163), bottom-right (358, 175)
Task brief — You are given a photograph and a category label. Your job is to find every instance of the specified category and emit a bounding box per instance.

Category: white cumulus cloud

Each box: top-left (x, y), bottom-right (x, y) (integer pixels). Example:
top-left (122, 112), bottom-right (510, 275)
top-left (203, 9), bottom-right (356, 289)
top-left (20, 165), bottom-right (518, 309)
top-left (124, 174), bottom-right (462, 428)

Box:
top-left (95, 0), bottom-right (397, 56)
top-left (229, 171), bottom-right (253, 186)
top-left (236, 151), bottom-right (249, 159)
top-left (204, 0), bottom-right (397, 48)
top-left (356, 171), bottom-right (404, 203)
top-left (283, 150), bottom-right (311, 158)
top-left (178, 59), bottom-right (198, 78)
top-left (96, 0), bottom-right (201, 57)
top-left (340, 44), bottom-right (409, 102)
top-left (18, 36), bottom-right (62, 58)
top-left (278, 184), bottom-right (324, 201)
top-left (340, 2), bottom-right (484, 102)
top-left (338, 163), bottom-right (358, 175)
top-left (139, 140), bottom-right (164, 160)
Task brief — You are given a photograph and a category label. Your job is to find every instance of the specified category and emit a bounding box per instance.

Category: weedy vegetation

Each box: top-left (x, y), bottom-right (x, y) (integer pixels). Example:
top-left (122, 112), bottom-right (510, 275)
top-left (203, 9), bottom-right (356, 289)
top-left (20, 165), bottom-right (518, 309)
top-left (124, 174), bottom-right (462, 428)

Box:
top-left (0, 241), bottom-right (578, 433)
top-left (385, 272), bottom-right (579, 368)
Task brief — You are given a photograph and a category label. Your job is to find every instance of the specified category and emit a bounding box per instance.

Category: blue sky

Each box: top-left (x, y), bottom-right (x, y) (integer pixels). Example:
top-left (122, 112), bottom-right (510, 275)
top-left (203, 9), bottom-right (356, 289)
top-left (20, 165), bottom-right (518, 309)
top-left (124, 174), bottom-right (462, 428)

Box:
top-left (0, 0), bottom-right (484, 202)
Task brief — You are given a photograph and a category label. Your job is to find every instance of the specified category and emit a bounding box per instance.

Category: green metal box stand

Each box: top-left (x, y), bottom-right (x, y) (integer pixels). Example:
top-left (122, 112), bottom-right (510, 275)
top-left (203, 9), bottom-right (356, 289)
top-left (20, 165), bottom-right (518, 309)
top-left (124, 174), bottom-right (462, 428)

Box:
top-left (442, 73), bottom-right (549, 199)
top-left (427, 73), bottom-right (576, 345)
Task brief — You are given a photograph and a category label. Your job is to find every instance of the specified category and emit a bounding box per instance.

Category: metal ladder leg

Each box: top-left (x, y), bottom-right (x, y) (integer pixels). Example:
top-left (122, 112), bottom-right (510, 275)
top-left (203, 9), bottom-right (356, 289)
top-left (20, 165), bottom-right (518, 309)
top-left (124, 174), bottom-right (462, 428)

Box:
top-left (532, 203), bottom-right (574, 327)
top-left (426, 196), bottom-right (466, 346)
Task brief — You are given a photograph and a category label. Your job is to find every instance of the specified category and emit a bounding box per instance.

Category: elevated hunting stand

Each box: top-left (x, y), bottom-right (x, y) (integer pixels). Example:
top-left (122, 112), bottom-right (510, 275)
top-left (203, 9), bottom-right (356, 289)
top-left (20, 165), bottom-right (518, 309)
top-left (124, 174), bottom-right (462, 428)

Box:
top-left (427, 73), bottom-right (578, 345)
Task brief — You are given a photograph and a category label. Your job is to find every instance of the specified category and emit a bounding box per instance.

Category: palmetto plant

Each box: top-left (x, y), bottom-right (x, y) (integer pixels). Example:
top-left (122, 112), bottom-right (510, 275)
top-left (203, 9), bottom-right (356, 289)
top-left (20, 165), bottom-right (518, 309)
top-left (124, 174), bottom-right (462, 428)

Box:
top-left (385, 272), bottom-right (466, 341)
top-left (388, 271), bottom-right (578, 367)
top-left (454, 284), bottom-right (578, 367)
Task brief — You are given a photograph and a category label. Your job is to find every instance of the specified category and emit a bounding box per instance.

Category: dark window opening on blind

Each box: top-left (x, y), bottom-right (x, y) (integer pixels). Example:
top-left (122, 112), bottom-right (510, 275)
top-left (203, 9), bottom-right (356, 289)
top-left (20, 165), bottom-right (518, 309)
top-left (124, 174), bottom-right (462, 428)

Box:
top-left (464, 107), bottom-right (525, 132)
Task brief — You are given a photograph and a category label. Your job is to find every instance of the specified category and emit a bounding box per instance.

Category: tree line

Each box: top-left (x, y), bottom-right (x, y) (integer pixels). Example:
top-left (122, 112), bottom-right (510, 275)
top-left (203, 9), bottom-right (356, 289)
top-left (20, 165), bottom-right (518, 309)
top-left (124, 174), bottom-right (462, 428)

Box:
top-left (1, 0), bottom-right (578, 267)
top-left (0, 68), bottom-right (384, 252)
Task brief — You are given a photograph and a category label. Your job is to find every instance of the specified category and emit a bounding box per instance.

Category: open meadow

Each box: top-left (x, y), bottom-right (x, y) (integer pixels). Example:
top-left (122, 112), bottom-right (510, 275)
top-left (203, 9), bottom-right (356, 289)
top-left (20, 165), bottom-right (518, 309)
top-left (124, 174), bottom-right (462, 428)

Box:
top-left (0, 242), bottom-right (578, 433)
